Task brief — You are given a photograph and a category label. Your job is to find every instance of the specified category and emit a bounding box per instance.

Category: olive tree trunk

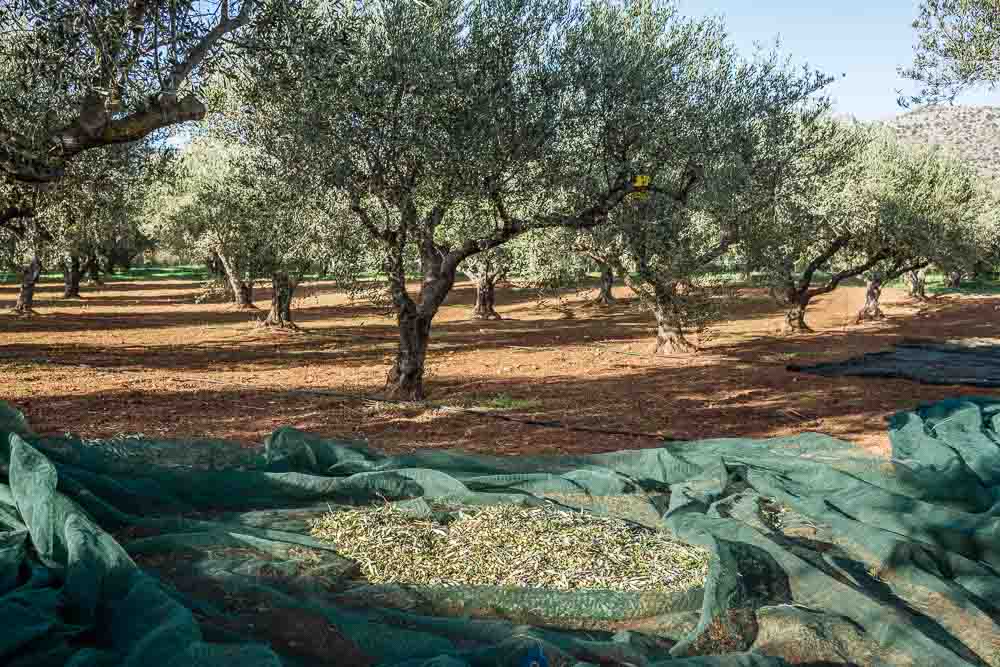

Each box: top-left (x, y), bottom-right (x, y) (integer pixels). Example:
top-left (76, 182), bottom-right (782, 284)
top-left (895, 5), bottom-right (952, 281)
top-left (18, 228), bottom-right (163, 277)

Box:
top-left (263, 272), bottom-right (298, 328)
top-left (386, 274), bottom-right (454, 400)
top-left (13, 255), bottom-right (42, 316)
top-left (84, 254), bottom-right (103, 286)
top-left (472, 275), bottom-right (501, 320)
top-left (855, 276), bottom-right (885, 323)
top-left (388, 305), bottom-right (434, 399)
top-left (385, 227), bottom-right (463, 400)
top-left (651, 283), bottom-right (696, 354)
top-left (62, 255), bottom-right (82, 298)
top-left (216, 251), bottom-right (256, 309)
top-left (592, 264), bottom-right (616, 306)
top-left (780, 238), bottom-right (892, 334)
top-left (907, 268), bottom-right (928, 300)
top-left (784, 292), bottom-right (813, 332)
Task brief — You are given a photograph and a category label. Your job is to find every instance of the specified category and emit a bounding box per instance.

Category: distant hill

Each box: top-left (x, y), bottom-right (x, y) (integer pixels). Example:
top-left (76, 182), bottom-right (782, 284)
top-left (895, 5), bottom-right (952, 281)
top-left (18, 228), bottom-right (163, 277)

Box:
top-left (880, 105), bottom-right (1000, 187)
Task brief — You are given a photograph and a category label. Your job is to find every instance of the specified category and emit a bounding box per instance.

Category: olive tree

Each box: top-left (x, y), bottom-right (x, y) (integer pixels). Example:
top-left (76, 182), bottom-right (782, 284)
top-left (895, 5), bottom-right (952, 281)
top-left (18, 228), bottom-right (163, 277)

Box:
top-left (856, 143), bottom-right (982, 322)
top-left (459, 249), bottom-right (511, 320)
top-left (149, 136), bottom-right (263, 309)
top-left (240, 0), bottom-right (733, 399)
top-left (4, 140), bottom-right (165, 314)
top-left (573, 226), bottom-right (630, 306)
top-left (0, 0), bottom-right (274, 188)
top-left (48, 142), bottom-right (165, 298)
top-left (748, 126), bottom-right (986, 331)
top-left (901, 0), bottom-right (1000, 106)
top-left (744, 121), bottom-right (892, 332)
top-left (153, 133), bottom-right (344, 325)
top-left (927, 189), bottom-right (999, 291)
top-left (606, 56), bottom-right (838, 353)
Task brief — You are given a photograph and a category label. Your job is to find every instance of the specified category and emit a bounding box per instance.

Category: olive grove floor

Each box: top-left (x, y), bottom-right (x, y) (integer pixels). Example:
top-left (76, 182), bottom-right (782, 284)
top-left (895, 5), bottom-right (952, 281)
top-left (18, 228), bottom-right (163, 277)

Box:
top-left (2, 275), bottom-right (998, 459)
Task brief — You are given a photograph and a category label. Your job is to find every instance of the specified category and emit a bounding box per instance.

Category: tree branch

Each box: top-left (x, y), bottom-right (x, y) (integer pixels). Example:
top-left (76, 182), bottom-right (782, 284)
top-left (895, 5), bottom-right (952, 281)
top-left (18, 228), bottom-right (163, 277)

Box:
top-left (798, 234), bottom-right (851, 291)
top-left (165, 0), bottom-right (255, 96)
top-left (807, 248), bottom-right (892, 298)
top-left (885, 259), bottom-right (930, 282)
top-left (349, 190), bottom-right (391, 243)
top-left (2, 1), bottom-right (256, 184)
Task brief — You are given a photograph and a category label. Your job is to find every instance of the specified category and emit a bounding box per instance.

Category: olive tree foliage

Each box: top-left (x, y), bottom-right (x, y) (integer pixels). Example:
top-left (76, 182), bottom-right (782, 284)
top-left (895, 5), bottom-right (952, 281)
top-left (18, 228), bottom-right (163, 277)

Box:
top-left (0, 0), bottom-right (269, 191)
top-left (3, 141), bottom-right (166, 315)
top-left (148, 133), bottom-right (349, 325)
top-left (741, 120), bottom-right (881, 332)
top-left (869, 136), bottom-right (986, 314)
top-left (855, 142), bottom-right (984, 321)
top-left (237, 0), bottom-right (734, 399)
top-left (46, 142), bottom-right (166, 293)
top-left (748, 126), bottom-right (987, 331)
top-left (505, 227), bottom-right (594, 319)
top-left (572, 225), bottom-right (630, 306)
top-left (207, 155), bottom-right (343, 328)
top-left (900, 0), bottom-right (1000, 106)
top-left (146, 135), bottom-right (261, 308)
top-left (603, 56), bottom-right (838, 354)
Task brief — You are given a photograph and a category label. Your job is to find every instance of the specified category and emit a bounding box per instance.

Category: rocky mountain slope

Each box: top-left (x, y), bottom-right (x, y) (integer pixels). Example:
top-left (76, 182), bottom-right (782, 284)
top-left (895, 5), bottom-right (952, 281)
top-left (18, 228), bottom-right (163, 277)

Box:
top-left (882, 105), bottom-right (1000, 186)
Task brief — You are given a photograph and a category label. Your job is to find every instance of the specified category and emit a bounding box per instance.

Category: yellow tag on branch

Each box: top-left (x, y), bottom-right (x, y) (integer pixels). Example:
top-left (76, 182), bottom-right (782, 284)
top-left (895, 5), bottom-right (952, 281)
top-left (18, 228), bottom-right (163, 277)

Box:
top-left (632, 175), bottom-right (651, 190)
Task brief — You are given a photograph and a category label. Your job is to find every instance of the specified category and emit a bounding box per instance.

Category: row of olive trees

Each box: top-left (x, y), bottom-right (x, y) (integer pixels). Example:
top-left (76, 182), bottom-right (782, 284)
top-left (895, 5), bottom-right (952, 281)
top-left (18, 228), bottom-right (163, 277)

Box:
top-left (5, 0), bottom-right (999, 401)
top-left (560, 120), bottom-right (997, 352)
top-left (164, 0), bottom-right (1000, 398)
top-left (212, 0), bottom-right (839, 399)
top-left (1, 142), bottom-right (166, 315)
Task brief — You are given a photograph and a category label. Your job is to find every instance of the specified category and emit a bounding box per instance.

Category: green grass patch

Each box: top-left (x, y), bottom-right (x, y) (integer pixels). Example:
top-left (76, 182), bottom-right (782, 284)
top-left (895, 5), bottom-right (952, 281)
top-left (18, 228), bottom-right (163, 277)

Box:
top-left (0, 264), bottom-right (211, 285)
top-left (926, 274), bottom-right (1000, 296)
top-left (462, 392), bottom-right (543, 411)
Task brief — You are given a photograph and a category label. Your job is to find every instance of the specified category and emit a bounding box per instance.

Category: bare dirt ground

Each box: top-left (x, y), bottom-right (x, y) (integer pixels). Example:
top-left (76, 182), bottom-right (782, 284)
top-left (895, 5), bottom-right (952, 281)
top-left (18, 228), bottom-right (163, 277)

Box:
top-left (1, 276), bottom-right (997, 459)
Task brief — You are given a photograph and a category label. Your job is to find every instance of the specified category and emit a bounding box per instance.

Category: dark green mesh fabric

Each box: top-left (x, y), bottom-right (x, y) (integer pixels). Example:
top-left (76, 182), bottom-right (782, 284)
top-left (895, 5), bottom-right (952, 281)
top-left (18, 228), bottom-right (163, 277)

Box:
top-left (1, 397), bottom-right (999, 667)
top-left (789, 338), bottom-right (1000, 387)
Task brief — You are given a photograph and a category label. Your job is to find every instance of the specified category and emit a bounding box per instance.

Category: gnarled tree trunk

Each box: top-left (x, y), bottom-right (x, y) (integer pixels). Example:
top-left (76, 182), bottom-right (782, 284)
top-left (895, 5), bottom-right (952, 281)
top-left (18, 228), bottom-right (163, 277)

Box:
top-left (651, 284), bottom-right (696, 354)
top-left (592, 264), bottom-right (616, 306)
top-left (784, 292), bottom-right (813, 333)
top-left (384, 222), bottom-right (460, 400)
top-left (387, 306), bottom-right (434, 400)
top-left (217, 251), bottom-right (256, 310)
top-left (13, 256), bottom-right (42, 316)
top-left (946, 271), bottom-right (963, 289)
top-left (83, 254), bottom-right (103, 286)
top-left (235, 281), bottom-right (254, 309)
top-left (654, 312), bottom-right (696, 354)
top-left (472, 275), bottom-right (501, 320)
top-left (62, 255), bottom-right (82, 298)
top-left (855, 277), bottom-right (885, 323)
top-left (263, 272), bottom-right (298, 328)
top-left (907, 269), bottom-right (927, 300)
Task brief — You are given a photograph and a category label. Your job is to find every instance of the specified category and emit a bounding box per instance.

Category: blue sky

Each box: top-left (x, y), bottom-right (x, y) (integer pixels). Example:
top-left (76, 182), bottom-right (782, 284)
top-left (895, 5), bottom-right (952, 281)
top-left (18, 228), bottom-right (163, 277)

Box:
top-left (676, 0), bottom-right (1000, 120)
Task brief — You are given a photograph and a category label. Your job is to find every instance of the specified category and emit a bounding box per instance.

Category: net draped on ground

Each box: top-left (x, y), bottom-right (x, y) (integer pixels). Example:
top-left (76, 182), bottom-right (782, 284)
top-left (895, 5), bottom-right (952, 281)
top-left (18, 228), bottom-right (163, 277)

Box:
top-left (1, 396), bottom-right (999, 667)
top-left (789, 338), bottom-right (1000, 388)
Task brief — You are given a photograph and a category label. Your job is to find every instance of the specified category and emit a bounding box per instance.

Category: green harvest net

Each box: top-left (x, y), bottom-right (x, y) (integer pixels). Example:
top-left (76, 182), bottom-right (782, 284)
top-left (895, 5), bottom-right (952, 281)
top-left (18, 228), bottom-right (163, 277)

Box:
top-left (1, 395), bottom-right (999, 667)
top-left (789, 338), bottom-right (1000, 388)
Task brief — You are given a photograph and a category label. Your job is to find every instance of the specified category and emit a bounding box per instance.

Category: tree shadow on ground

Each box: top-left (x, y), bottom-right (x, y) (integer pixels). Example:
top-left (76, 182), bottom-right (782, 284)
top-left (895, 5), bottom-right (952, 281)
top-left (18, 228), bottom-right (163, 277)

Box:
top-left (7, 293), bottom-right (996, 457)
top-left (0, 279), bottom-right (572, 334)
top-left (0, 279), bottom-right (210, 296)
top-left (4, 278), bottom-right (996, 455)
top-left (0, 305), bottom-right (659, 372)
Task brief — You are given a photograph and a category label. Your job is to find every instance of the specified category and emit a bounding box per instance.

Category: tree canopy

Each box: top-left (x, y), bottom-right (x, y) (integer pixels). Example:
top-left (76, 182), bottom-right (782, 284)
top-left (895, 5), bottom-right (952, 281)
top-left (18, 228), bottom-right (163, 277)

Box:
top-left (902, 0), bottom-right (1000, 105)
